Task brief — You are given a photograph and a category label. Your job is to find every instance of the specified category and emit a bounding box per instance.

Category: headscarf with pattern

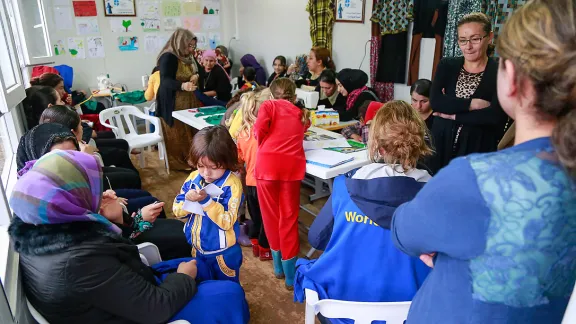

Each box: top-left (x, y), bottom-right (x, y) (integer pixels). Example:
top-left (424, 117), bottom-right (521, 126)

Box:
top-left (157, 28), bottom-right (198, 74)
top-left (10, 150), bottom-right (121, 234)
top-left (337, 69), bottom-right (369, 111)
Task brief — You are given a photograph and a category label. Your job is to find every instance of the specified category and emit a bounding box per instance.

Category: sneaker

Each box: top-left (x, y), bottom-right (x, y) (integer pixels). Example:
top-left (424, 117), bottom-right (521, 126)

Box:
top-left (251, 239), bottom-right (259, 257)
top-left (259, 247), bottom-right (272, 261)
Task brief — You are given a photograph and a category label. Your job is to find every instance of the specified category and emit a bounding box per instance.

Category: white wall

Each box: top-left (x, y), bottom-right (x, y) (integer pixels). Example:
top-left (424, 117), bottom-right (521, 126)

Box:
top-left (42, 0), bottom-right (234, 92)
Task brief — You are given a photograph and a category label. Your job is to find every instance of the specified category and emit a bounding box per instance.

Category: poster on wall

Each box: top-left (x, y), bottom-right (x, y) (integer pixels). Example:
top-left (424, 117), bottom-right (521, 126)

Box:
top-left (202, 0), bottom-right (220, 15)
top-left (202, 15), bottom-right (219, 30)
top-left (335, 0), bottom-right (365, 23)
top-left (208, 32), bottom-right (220, 49)
top-left (104, 0), bottom-right (137, 16)
top-left (73, 0), bottom-right (98, 16)
top-left (139, 1), bottom-right (160, 31)
top-left (75, 17), bottom-right (100, 34)
top-left (118, 36), bottom-right (139, 51)
top-left (182, 0), bottom-right (202, 15)
top-left (54, 7), bottom-right (74, 30)
top-left (140, 18), bottom-right (161, 31)
top-left (163, 17), bottom-right (181, 30)
top-left (195, 32), bottom-right (207, 49)
top-left (110, 18), bottom-right (134, 32)
top-left (162, 0), bottom-right (182, 16)
top-left (87, 36), bottom-right (106, 58)
top-left (144, 34), bottom-right (167, 53)
top-left (53, 40), bottom-right (67, 56)
top-left (67, 37), bottom-right (86, 59)
top-left (182, 17), bottom-right (201, 32)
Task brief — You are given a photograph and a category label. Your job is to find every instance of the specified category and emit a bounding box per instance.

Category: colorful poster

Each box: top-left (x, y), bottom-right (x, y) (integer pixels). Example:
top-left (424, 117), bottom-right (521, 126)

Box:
top-left (54, 7), bottom-right (74, 30)
top-left (67, 37), bottom-right (86, 59)
top-left (182, 0), bottom-right (202, 15)
top-left (163, 17), bottom-right (181, 30)
top-left (110, 18), bottom-right (133, 32)
top-left (75, 17), bottom-right (100, 34)
top-left (104, 0), bottom-right (136, 16)
top-left (182, 17), bottom-right (201, 32)
top-left (118, 36), bottom-right (139, 51)
top-left (72, 0), bottom-right (97, 17)
top-left (208, 32), bottom-right (221, 49)
top-left (202, 0), bottom-right (220, 15)
top-left (202, 15), bottom-right (219, 30)
top-left (140, 18), bottom-right (160, 31)
top-left (53, 40), bottom-right (66, 56)
top-left (335, 0), bottom-right (365, 22)
top-left (140, 1), bottom-right (160, 17)
top-left (87, 36), bottom-right (105, 58)
top-left (195, 32), bottom-right (207, 49)
top-left (162, 0), bottom-right (181, 16)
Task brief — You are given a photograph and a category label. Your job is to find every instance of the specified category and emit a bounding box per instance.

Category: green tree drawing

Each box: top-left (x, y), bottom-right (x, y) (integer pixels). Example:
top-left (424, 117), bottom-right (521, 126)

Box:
top-left (122, 20), bottom-right (132, 32)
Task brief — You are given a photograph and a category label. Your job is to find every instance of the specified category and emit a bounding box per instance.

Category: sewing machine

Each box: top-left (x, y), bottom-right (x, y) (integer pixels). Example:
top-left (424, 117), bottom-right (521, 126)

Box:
top-left (296, 88), bottom-right (320, 109)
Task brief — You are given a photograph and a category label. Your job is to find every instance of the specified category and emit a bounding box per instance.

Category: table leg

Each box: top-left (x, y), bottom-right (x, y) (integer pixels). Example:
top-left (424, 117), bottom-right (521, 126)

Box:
top-left (309, 177), bottom-right (332, 201)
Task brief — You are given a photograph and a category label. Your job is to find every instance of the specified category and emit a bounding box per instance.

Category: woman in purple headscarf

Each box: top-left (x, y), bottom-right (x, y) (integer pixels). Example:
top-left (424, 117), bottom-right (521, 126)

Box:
top-left (240, 54), bottom-right (267, 86)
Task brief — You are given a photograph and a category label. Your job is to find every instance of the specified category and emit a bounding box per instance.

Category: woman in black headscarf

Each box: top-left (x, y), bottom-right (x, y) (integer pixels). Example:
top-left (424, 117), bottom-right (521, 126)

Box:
top-left (334, 69), bottom-right (380, 121)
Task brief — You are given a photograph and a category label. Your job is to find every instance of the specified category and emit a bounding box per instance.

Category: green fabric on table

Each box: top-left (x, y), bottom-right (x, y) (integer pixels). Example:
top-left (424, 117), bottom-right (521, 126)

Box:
top-left (83, 100), bottom-right (98, 111)
top-left (194, 106), bottom-right (227, 117)
top-left (113, 90), bottom-right (147, 104)
top-left (204, 114), bottom-right (224, 125)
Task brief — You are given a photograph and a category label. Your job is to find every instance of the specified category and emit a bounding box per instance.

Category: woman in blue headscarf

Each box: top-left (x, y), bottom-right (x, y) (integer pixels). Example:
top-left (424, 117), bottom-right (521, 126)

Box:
top-left (9, 149), bottom-right (250, 324)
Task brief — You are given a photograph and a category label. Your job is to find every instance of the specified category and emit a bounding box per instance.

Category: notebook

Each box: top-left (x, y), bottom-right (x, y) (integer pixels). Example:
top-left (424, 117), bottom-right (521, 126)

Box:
top-left (306, 149), bottom-right (354, 168)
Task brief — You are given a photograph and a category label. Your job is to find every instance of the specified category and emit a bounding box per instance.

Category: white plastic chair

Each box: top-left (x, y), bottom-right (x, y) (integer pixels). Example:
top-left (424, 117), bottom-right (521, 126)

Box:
top-left (304, 289), bottom-right (411, 324)
top-left (26, 243), bottom-right (188, 324)
top-left (99, 105), bottom-right (169, 174)
top-left (143, 102), bottom-right (158, 154)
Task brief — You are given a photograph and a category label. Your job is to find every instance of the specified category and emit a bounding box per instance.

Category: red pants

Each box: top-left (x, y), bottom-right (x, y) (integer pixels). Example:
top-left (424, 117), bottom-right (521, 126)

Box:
top-left (256, 180), bottom-right (300, 260)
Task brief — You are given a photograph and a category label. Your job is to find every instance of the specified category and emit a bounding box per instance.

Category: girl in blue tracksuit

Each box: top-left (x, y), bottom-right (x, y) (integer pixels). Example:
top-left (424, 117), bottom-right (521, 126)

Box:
top-left (294, 100), bottom-right (433, 324)
top-left (174, 125), bottom-right (244, 283)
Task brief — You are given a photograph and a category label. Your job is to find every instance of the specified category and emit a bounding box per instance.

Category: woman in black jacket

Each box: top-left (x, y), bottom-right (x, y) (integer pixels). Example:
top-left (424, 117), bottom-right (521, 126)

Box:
top-left (9, 149), bottom-right (250, 324)
top-left (201, 49), bottom-right (232, 102)
top-left (428, 13), bottom-right (508, 174)
top-left (267, 55), bottom-right (288, 86)
top-left (156, 28), bottom-right (204, 171)
top-left (335, 69), bottom-right (380, 122)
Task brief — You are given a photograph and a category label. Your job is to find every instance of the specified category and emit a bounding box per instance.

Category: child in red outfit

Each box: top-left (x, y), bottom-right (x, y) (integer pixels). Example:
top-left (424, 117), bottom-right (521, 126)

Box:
top-left (254, 78), bottom-right (310, 290)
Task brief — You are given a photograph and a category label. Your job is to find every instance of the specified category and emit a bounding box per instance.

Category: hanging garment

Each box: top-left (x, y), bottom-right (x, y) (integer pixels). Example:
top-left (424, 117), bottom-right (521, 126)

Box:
top-left (370, 0), bottom-right (414, 35)
top-left (408, 0), bottom-right (448, 85)
top-left (485, 0), bottom-right (527, 51)
top-left (369, 2), bottom-right (393, 102)
top-left (443, 0), bottom-right (483, 58)
top-left (307, 0), bottom-right (335, 50)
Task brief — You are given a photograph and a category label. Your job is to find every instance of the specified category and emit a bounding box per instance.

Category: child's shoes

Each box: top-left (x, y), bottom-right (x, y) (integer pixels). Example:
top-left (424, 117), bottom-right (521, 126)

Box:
top-left (259, 247), bottom-right (272, 261)
top-left (251, 239), bottom-right (259, 257)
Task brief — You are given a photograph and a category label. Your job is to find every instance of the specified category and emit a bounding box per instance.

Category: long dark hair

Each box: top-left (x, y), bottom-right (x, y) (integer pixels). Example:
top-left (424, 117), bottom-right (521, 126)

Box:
top-left (23, 86), bottom-right (59, 129)
top-left (410, 79), bottom-right (432, 98)
top-left (39, 105), bottom-right (80, 131)
top-left (30, 73), bottom-right (63, 88)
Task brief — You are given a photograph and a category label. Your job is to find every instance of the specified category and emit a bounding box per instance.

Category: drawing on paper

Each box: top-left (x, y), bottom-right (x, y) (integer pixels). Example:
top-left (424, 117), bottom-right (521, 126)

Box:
top-left (162, 0), bottom-right (182, 16)
top-left (163, 17), bottom-right (182, 30)
top-left (53, 40), bottom-right (66, 56)
top-left (118, 36), bottom-right (139, 51)
top-left (208, 32), bottom-right (221, 49)
top-left (87, 36), bottom-right (105, 58)
top-left (67, 37), bottom-right (86, 59)
top-left (202, 0), bottom-right (220, 15)
top-left (140, 18), bottom-right (160, 31)
top-left (202, 15), bottom-right (220, 30)
top-left (75, 17), bottom-right (100, 34)
top-left (195, 32), bottom-right (207, 49)
top-left (182, 17), bottom-right (201, 32)
top-left (104, 0), bottom-right (136, 16)
top-left (182, 0), bottom-right (202, 15)
top-left (110, 18), bottom-right (133, 32)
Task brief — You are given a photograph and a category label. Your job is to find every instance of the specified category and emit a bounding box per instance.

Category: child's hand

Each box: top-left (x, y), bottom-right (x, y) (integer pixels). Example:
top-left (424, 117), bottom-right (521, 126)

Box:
top-left (351, 134), bottom-right (363, 142)
top-left (420, 252), bottom-right (436, 268)
top-left (185, 189), bottom-right (208, 202)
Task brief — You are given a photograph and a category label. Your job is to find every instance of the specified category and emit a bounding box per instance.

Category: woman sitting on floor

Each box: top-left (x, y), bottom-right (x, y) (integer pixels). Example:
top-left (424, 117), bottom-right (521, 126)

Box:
top-left (9, 149), bottom-right (250, 324)
top-left (294, 101), bottom-right (432, 324)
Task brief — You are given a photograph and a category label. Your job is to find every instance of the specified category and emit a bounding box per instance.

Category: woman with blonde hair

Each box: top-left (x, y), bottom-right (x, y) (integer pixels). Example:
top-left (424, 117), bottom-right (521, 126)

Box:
top-left (392, 1), bottom-right (576, 322)
top-left (295, 101), bottom-right (432, 324)
top-left (156, 28), bottom-right (204, 170)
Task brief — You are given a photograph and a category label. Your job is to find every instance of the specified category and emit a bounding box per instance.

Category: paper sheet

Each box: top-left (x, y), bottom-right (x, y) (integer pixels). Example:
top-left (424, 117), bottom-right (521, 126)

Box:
top-left (182, 0), bottom-right (202, 15)
top-left (53, 40), bottom-right (66, 56)
top-left (87, 36), bottom-right (105, 58)
top-left (75, 17), bottom-right (100, 34)
top-left (118, 36), bottom-right (139, 51)
top-left (105, 0), bottom-right (136, 15)
top-left (144, 35), bottom-right (167, 54)
top-left (202, 15), bottom-right (220, 30)
top-left (195, 32), bottom-right (207, 49)
top-left (208, 32), bottom-right (221, 49)
top-left (140, 18), bottom-right (160, 31)
top-left (73, 0), bottom-right (97, 17)
top-left (67, 37), bottom-right (86, 59)
top-left (202, 0), bottom-right (220, 15)
top-left (182, 200), bottom-right (204, 215)
top-left (163, 17), bottom-right (182, 30)
top-left (139, 1), bottom-right (160, 17)
top-left (162, 0), bottom-right (182, 16)
top-left (54, 7), bottom-right (74, 30)
top-left (203, 183), bottom-right (224, 197)
top-left (182, 17), bottom-right (201, 32)
top-left (110, 18), bottom-right (134, 32)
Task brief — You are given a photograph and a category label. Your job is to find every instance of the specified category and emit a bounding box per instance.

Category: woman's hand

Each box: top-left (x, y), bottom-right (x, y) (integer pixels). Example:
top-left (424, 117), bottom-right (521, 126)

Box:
top-left (350, 134), bottom-right (363, 142)
top-left (433, 112), bottom-right (456, 120)
top-left (420, 253), bottom-right (436, 268)
top-left (287, 64), bottom-right (297, 75)
top-left (65, 96), bottom-right (73, 105)
top-left (190, 74), bottom-right (199, 86)
top-left (181, 82), bottom-right (197, 92)
top-left (185, 189), bottom-right (208, 202)
top-left (79, 141), bottom-right (96, 154)
top-left (177, 259), bottom-right (198, 279)
top-left (470, 98), bottom-right (491, 110)
top-left (102, 190), bottom-right (117, 201)
top-left (141, 201), bottom-right (165, 223)
top-left (117, 197), bottom-right (128, 206)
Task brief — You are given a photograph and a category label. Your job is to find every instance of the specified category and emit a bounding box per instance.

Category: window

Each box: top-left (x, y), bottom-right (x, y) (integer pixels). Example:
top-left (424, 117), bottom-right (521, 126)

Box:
top-left (9, 0), bottom-right (51, 65)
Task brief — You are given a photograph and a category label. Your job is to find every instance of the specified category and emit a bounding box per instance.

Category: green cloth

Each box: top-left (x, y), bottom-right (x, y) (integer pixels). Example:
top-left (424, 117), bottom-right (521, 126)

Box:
top-left (194, 106), bottom-right (227, 117)
top-left (204, 114), bottom-right (224, 125)
top-left (113, 90), bottom-right (147, 104)
top-left (83, 100), bottom-right (98, 111)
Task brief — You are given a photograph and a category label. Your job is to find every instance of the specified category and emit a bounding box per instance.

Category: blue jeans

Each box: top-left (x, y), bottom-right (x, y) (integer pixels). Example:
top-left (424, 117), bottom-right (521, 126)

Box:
top-left (194, 90), bottom-right (228, 107)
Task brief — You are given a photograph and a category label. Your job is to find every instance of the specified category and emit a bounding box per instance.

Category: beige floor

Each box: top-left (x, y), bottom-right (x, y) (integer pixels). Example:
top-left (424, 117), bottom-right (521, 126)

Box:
top-left (134, 151), bottom-right (327, 323)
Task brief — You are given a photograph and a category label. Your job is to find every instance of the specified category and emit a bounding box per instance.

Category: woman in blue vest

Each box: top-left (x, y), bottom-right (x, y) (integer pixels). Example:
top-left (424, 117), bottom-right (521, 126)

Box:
top-left (294, 100), bottom-right (433, 324)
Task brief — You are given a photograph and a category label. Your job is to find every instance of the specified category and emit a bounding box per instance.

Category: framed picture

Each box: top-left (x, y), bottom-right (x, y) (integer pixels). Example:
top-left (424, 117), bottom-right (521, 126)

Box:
top-left (103, 0), bottom-right (137, 17)
top-left (335, 0), bottom-right (365, 23)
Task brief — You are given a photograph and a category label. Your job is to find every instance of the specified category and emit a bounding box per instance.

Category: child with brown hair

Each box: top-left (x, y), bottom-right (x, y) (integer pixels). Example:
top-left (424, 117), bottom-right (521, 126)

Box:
top-left (236, 88), bottom-right (273, 261)
top-left (173, 125), bottom-right (244, 283)
top-left (294, 100), bottom-right (433, 320)
top-left (254, 78), bottom-right (310, 289)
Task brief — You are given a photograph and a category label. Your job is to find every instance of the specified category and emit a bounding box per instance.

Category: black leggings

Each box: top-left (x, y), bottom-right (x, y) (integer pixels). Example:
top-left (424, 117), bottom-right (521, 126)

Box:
top-left (103, 167), bottom-right (141, 190)
top-left (245, 185), bottom-right (269, 248)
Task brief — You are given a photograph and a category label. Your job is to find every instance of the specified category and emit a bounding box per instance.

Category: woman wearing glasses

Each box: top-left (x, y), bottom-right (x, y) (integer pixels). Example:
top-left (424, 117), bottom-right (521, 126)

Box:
top-left (427, 13), bottom-right (508, 174)
top-left (156, 28), bottom-right (205, 170)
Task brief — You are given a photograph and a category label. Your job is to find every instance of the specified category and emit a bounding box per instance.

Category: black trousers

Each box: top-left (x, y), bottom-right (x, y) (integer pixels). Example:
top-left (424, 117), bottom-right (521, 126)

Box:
top-left (99, 146), bottom-right (137, 172)
top-left (245, 185), bottom-right (269, 248)
top-left (103, 167), bottom-right (141, 190)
